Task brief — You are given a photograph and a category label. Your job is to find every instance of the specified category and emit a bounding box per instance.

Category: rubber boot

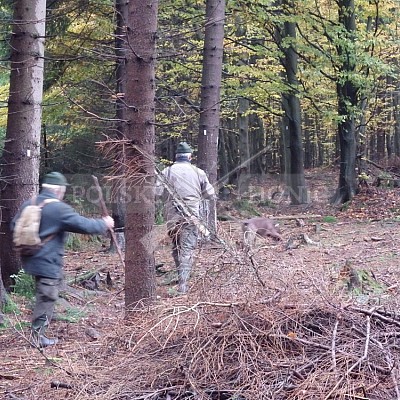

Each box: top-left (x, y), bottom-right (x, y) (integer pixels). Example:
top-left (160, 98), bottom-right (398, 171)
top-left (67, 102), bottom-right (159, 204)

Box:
top-left (31, 316), bottom-right (58, 348)
top-left (32, 331), bottom-right (58, 348)
top-left (177, 263), bottom-right (191, 294)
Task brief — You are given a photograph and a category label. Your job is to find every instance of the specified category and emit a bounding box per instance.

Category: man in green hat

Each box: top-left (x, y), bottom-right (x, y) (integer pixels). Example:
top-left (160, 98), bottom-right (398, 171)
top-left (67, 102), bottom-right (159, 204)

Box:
top-left (11, 172), bottom-right (114, 348)
top-left (156, 143), bottom-right (215, 294)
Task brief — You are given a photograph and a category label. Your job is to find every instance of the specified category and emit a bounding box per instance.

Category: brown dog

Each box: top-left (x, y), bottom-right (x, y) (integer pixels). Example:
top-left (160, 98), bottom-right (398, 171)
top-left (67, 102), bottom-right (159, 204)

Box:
top-left (241, 217), bottom-right (282, 247)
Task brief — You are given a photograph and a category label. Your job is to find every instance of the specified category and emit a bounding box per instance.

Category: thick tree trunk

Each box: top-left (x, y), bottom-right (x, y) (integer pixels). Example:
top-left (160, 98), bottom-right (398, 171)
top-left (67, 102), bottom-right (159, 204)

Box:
top-left (124, 0), bottom-right (158, 308)
top-left (333, 105), bottom-right (357, 204)
top-left (331, 0), bottom-right (358, 205)
top-left (0, 0), bottom-right (46, 289)
top-left (197, 0), bottom-right (225, 184)
top-left (280, 9), bottom-right (308, 204)
top-left (197, 0), bottom-right (225, 232)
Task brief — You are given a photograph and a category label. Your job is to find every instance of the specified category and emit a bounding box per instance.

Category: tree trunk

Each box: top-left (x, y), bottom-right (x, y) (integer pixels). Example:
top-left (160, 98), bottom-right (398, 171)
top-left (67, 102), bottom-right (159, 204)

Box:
top-left (124, 0), bottom-right (158, 308)
top-left (0, 0), bottom-right (46, 289)
top-left (265, 125), bottom-right (274, 172)
top-left (109, 0), bottom-right (128, 253)
top-left (218, 124), bottom-right (229, 198)
top-left (197, 0), bottom-right (225, 232)
top-left (376, 129), bottom-right (385, 161)
top-left (279, 3), bottom-right (308, 204)
top-left (355, 96), bottom-right (368, 174)
top-left (225, 118), bottom-right (238, 183)
top-left (331, 0), bottom-right (358, 205)
top-left (237, 97), bottom-right (251, 195)
top-left (387, 132), bottom-right (393, 159)
top-left (369, 133), bottom-right (376, 161)
top-left (281, 115), bottom-right (291, 186)
top-left (394, 85), bottom-right (400, 157)
top-left (0, 266), bottom-right (6, 307)
top-left (249, 113), bottom-right (266, 175)
top-left (316, 124), bottom-right (325, 167)
top-left (304, 114), bottom-right (312, 169)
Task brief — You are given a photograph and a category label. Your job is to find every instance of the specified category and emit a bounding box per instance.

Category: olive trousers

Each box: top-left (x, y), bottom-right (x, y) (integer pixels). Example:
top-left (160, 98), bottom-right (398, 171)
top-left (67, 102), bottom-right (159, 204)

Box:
top-left (168, 221), bottom-right (198, 293)
top-left (31, 276), bottom-right (61, 332)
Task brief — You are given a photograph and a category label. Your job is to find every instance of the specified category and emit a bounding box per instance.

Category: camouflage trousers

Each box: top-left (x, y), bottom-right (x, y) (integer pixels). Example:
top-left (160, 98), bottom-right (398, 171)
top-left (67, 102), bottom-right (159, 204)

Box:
top-left (168, 221), bottom-right (198, 293)
top-left (31, 276), bottom-right (61, 332)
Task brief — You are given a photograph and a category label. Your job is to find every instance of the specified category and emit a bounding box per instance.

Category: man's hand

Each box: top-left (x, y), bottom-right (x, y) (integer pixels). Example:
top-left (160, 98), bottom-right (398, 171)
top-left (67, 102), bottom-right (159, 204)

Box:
top-left (102, 216), bottom-right (115, 230)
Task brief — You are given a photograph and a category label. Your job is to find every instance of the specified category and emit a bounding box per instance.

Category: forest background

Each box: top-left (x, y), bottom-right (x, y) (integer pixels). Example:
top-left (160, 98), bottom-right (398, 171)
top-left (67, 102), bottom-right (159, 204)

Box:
top-left (0, 0), bottom-right (400, 302)
top-left (2, 1), bottom-right (400, 398)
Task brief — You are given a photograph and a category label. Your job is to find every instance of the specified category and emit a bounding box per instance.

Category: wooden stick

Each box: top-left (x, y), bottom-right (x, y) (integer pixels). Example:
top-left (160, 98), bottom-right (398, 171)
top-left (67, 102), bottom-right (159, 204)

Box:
top-left (92, 175), bottom-right (125, 268)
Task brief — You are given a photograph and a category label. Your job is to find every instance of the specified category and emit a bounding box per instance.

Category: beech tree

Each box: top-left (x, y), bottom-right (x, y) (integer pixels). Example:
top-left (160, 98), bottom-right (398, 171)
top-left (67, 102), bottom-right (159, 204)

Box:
top-left (331, 0), bottom-right (358, 205)
top-left (197, 0), bottom-right (225, 230)
top-left (278, 0), bottom-right (308, 204)
top-left (0, 0), bottom-right (46, 289)
top-left (124, 0), bottom-right (158, 307)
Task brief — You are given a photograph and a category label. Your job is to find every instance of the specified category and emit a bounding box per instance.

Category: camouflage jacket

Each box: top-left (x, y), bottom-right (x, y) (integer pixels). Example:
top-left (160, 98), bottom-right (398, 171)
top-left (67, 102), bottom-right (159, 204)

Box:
top-left (156, 161), bottom-right (215, 225)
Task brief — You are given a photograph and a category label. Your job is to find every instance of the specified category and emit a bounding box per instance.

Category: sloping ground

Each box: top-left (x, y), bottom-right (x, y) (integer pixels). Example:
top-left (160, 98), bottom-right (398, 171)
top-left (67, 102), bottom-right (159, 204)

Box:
top-left (2, 174), bottom-right (400, 399)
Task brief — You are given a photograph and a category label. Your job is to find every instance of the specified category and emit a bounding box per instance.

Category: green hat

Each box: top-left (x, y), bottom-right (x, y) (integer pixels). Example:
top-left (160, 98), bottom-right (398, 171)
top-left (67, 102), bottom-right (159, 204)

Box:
top-left (176, 142), bottom-right (192, 154)
top-left (43, 172), bottom-right (70, 186)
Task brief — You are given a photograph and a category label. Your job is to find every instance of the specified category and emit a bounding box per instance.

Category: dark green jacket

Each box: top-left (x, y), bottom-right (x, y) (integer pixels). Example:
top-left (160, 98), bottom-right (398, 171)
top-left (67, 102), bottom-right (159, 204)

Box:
top-left (11, 189), bottom-right (108, 279)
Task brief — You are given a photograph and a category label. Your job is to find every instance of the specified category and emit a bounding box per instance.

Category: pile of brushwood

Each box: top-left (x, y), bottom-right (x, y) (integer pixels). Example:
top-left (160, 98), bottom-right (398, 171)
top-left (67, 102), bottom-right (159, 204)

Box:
top-left (46, 240), bottom-right (400, 400)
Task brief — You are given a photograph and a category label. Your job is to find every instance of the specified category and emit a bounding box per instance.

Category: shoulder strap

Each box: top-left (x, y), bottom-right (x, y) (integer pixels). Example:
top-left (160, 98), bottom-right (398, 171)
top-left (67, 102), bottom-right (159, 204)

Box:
top-left (38, 199), bottom-right (60, 244)
top-left (38, 198), bottom-right (60, 208)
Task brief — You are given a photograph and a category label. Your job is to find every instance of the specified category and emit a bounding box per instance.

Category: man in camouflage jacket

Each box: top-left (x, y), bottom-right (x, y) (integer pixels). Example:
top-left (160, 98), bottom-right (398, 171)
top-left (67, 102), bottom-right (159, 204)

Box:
top-left (156, 142), bottom-right (215, 294)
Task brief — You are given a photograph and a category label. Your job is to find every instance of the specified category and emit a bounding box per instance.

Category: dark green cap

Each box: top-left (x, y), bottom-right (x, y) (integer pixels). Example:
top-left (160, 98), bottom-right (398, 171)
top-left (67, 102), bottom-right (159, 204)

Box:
top-left (43, 172), bottom-right (70, 186)
top-left (176, 142), bottom-right (192, 154)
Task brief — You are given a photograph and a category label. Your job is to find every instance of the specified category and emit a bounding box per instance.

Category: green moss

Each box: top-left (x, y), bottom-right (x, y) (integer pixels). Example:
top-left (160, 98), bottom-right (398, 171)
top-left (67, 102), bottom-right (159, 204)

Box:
top-left (322, 215), bottom-right (337, 223)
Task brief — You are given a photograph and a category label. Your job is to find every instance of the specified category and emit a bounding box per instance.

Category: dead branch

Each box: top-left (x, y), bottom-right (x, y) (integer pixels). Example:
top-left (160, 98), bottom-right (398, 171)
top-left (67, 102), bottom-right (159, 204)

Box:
top-left (331, 318), bottom-right (339, 375)
top-left (364, 158), bottom-right (400, 178)
top-left (302, 233), bottom-right (319, 245)
top-left (347, 306), bottom-right (400, 328)
top-left (324, 314), bottom-right (371, 399)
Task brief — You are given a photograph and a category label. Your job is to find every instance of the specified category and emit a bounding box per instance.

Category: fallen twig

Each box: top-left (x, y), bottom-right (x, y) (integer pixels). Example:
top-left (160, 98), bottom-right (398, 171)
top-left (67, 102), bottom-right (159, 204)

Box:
top-left (324, 314), bottom-right (372, 399)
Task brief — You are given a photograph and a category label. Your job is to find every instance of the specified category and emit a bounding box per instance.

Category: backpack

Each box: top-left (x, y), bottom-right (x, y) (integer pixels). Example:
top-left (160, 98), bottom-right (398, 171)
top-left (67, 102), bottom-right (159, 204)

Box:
top-left (13, 197), bottom-right (59, 257)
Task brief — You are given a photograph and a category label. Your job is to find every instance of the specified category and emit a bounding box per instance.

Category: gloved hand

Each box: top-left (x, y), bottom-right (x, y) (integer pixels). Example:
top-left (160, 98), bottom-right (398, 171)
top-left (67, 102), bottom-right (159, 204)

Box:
top-left (102, 216), bottom-right (115, 230)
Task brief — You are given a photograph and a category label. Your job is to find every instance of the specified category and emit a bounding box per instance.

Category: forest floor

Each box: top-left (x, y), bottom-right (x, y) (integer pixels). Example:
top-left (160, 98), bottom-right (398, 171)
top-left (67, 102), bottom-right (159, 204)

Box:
top-left (3, 167), bottom-right (400, 399)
